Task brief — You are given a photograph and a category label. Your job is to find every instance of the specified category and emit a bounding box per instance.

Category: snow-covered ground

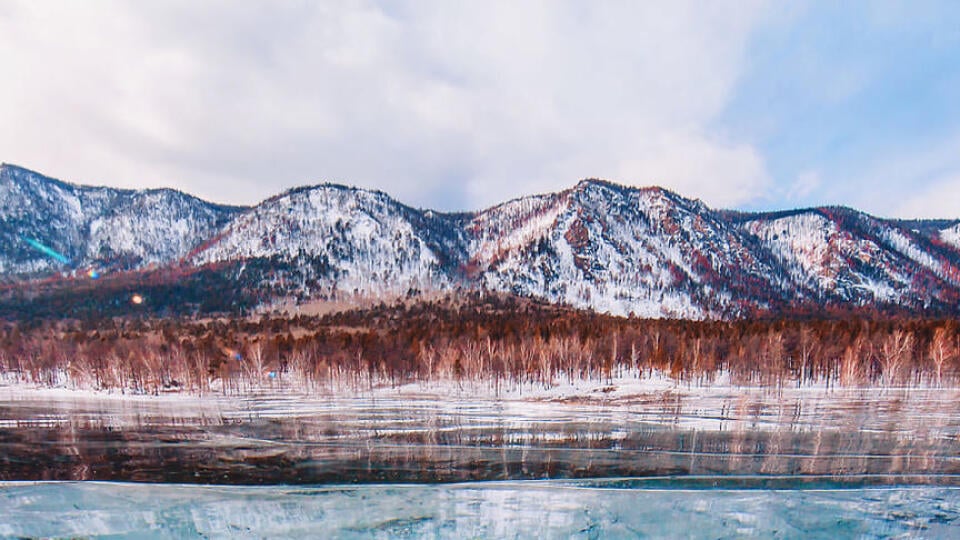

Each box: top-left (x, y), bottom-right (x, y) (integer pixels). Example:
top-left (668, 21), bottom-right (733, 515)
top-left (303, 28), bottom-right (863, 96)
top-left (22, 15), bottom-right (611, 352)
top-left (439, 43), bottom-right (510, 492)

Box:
top-left (5, 370), bottom-right (960, 437)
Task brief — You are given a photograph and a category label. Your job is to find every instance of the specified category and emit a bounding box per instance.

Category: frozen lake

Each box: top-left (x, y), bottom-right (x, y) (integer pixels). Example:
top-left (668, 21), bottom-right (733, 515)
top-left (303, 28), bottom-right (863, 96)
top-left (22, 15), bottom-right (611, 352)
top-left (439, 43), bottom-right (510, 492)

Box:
top-left (2, 381), bottom-right (960, 537)
top-left (3, 481), bottom-right (960, 538)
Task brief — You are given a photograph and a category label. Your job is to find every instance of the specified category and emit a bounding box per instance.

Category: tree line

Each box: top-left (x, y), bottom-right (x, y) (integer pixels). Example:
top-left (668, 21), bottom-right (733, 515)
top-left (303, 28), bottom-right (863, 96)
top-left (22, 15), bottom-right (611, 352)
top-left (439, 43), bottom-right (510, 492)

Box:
top-left (1, 293), bottom-right (959, 394)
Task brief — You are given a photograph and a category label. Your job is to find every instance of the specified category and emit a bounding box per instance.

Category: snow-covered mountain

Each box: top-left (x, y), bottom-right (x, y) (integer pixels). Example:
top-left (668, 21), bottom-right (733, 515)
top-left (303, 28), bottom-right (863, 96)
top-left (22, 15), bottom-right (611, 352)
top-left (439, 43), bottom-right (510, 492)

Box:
top-left (189, 183), bottom-right (466, 298)
top-left (463, 180), bottom-right (789, 318)
top-left (0, 164), bottom-right (239, 275)
top-left (736, 208), bottom-right (960, 311)
top-left (4, 162), bottom-right (960, 318)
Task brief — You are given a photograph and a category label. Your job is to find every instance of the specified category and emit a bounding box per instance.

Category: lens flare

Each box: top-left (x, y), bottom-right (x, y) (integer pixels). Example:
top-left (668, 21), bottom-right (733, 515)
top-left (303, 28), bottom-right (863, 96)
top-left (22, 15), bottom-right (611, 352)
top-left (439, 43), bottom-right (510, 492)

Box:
top-left (21, 236), bottom-right (71, 265)
top-left (87, 269), bottom-right (100, 280)
top-left (130, 294), bottom-right (144, 305)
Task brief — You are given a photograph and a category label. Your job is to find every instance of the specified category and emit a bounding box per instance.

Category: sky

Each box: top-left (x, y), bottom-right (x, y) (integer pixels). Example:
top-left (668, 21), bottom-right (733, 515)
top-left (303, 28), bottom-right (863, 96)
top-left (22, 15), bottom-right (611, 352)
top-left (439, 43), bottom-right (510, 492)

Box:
top-left (1, 1), bottom-right (959, 218)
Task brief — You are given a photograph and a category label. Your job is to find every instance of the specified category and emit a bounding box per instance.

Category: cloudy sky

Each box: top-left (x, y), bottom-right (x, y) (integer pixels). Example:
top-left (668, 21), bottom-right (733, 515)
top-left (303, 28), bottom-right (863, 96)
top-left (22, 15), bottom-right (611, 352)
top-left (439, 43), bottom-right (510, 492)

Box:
top-left (1, 1), bottom-right (959, 218)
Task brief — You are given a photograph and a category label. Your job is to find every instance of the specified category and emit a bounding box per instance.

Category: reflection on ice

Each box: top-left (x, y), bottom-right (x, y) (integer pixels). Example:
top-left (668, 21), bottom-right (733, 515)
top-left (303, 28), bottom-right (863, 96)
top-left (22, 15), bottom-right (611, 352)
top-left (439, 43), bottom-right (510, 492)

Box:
top-left (1, 384), bottom-right (960, 484)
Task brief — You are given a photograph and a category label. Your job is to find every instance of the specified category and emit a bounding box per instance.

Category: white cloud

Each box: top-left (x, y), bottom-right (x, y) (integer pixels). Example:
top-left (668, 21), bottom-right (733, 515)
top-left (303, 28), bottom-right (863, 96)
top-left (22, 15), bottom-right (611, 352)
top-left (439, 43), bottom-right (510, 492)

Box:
top-left (607, 132), bottom-right (770, 208)
top-left (0, 0), bottom-right (772, 210)
top-left (785, 170), bottom-right (822, 202)
top-left (835, 133), bottom-right (960, 219)
top-left (896, 174), bottom-right (960, 220)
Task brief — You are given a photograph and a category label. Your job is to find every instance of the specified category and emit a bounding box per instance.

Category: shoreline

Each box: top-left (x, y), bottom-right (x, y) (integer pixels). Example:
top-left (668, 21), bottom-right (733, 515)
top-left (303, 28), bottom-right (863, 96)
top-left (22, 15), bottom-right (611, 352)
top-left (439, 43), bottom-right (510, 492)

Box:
top-left (4, 369), bottom-right (958, 407)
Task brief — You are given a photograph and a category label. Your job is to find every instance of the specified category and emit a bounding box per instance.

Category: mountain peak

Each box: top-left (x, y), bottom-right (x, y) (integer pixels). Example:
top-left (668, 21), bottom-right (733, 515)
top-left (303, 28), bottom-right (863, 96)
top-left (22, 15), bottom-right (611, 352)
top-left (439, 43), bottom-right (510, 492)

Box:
top-left (0, 162), bottom-right (43, 175)
top-left (574, 177), bottom-right (615, 189)
top-left (0, 162), bottom-right (75, 191)
top-left (571, 178), bottom-right (685, 200)
top-left (572, 177), bottom-right (643, 194)
top-left (1, 162), bottom-right (27, 173)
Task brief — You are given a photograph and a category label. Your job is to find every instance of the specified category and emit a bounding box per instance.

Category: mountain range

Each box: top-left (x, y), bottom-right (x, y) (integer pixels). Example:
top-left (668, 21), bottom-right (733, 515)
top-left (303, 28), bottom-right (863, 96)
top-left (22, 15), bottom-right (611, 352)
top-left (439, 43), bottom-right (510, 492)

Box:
top-left (3, 162), bottom-right (960, 319)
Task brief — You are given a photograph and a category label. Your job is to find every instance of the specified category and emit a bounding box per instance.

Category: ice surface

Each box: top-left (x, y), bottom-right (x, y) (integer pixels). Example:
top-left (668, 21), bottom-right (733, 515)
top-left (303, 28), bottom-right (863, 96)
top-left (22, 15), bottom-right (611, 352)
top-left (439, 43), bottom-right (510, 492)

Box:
top-left (3, 383), bottom-right (960, 536)
top-left (1, 481), bottom-right (958, 539)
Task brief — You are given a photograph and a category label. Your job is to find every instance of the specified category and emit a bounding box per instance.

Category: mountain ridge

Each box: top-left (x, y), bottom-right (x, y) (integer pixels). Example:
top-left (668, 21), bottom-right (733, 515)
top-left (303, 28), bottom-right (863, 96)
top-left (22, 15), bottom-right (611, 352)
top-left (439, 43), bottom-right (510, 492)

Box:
top-left (3, 162), bottom-right (960, 319)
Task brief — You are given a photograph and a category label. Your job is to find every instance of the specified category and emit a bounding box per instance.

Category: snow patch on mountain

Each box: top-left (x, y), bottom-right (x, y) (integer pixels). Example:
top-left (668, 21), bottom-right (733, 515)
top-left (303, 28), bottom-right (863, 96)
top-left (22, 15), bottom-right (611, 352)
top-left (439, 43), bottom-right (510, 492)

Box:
top-left (878, 227), bottom-right (955, 287)
top-left (744, 211), bottom-right (904, 302)
top-left (939, 224), bottom-right (960, 251)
